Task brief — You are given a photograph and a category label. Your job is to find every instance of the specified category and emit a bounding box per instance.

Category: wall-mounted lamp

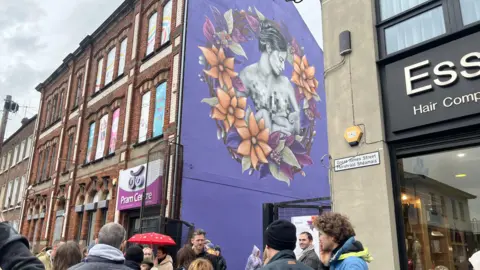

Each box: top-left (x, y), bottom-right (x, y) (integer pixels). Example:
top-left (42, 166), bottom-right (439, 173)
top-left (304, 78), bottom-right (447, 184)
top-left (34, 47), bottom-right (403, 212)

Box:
top-left (112, 178), bottom-right (118, 187)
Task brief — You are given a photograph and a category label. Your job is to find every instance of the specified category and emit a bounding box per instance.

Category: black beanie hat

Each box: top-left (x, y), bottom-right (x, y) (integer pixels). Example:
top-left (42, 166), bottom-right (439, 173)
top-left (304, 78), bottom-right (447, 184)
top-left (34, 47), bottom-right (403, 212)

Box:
top-left (125, 245), bottom-right (144, 263)
top-left (265, 220), bottom-right (297, 251)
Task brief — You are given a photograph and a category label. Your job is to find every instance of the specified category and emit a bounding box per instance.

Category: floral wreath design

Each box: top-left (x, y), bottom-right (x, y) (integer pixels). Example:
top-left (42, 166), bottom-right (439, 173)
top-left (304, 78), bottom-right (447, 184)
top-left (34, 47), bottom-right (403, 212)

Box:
top-left (198, 6), bottom-right (321, 185)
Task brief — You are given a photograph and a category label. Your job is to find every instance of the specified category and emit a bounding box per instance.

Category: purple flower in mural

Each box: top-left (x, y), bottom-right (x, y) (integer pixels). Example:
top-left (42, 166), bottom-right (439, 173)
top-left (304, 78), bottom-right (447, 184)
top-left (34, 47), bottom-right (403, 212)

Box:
top-left (203, 17), bottom-right (215, 43)
top-left (259, 131), bottom-right (313, 183)
top-left (245, 13), bottom-right (259, 34)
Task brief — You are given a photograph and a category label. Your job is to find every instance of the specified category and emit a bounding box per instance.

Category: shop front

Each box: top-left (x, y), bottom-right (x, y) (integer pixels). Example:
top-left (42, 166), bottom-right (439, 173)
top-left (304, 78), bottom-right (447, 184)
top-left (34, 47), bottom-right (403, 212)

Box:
top-left (381, 29), bottom-right (480, 269)
top-left (116, 160), bottom-right (164, 238)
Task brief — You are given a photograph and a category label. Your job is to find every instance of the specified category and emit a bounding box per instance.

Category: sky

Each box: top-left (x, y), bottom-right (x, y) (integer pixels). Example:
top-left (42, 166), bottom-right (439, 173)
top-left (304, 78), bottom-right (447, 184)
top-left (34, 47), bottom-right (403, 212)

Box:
top-left (0, 0), bottom-right (123, 138)
top-left (0, 0), bottom-right (322, 139)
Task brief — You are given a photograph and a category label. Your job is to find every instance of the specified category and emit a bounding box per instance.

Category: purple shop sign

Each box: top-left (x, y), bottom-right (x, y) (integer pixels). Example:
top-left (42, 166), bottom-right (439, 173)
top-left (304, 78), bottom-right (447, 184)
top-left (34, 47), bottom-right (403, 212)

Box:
top-left (116, 159), bottom-right (164, 211)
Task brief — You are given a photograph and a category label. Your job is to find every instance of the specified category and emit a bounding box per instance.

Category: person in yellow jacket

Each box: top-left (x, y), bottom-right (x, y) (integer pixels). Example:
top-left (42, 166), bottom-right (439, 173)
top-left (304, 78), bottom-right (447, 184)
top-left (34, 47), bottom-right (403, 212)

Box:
top-left (37, 241), bottom-right (65, 270)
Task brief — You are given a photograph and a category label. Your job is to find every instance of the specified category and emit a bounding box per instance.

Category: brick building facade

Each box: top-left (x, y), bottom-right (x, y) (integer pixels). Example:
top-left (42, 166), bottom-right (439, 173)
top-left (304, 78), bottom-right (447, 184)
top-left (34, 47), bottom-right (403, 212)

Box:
top-left (0, 116), bottom-right (36, 231)
top-left (20, 0), bottom-right (186, 252)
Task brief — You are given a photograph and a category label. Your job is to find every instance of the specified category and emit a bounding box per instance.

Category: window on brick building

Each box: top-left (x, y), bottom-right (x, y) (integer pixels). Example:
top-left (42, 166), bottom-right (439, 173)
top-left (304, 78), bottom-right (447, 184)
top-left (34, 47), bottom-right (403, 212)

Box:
top-left (7, 151), bottom-right (12, 168)
top-left (95, 58), bottom-right (104, 93)
top-left (53, 205), bottom-right (64, 242)
top-left (66, 134), bottom-right (74, 169)
top-left (42, 147), bottom-right (50, 180)
top-left (45, 100), bottom-right (51, 127)
top-left (10, 178), bottom-right (19, 208)
top-left (153, 82), bottom-right (167, 137)
top-left (0, 155), bottom-right (5, 171)
top-left (19, 140), bottom-right (25, 162)
top-left (36, 151), bottom-right (44, 183)
top-left (101, 208), bottom-right (108, 227)
top-left (25, 136), bottom-right (32, 159)
top-left (86, 210), bottom-right (97, 246)
top-left (0, 186), bottom-right (5, 209)
top-left (74, 74), bottom-right (83, 107)
top-left (4, 181), bottom-right (12, 209)
top-left (51, 94), bottom-right (58, 123)
top-left (76, 212), bottom-right (83, 242)
top-left (146, 12), bottom-right (158, 56)
top-left (95, 114), bottom-right (108, 160)
top-left (15, 144), bottom-right (21, 164)
top-left (109, 109), bottom-right (120, 154)
top-left (105, 47), bottom-right (116, 85)
top-left (12, 145), bottom-right (18, 167)
top-left (161, 0), bottom-right (172, 45)
top-left (118, 39), bottom-right (127, 76)
top-left (17, 176), bottom-right (25, 205)
top-left (49, 144), bottom-right (57, 176)
top-left (138, 91), bottom-right (151, 143)
top-left (58, 90), bottom-right (64, 119)
top-left (86, 122), bottom-right (96, 163)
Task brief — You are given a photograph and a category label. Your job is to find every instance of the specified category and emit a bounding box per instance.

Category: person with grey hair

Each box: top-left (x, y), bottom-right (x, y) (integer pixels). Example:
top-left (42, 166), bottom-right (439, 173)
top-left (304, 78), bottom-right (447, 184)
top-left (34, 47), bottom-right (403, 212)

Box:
top-left (69, 222), bottom-right (131, 270)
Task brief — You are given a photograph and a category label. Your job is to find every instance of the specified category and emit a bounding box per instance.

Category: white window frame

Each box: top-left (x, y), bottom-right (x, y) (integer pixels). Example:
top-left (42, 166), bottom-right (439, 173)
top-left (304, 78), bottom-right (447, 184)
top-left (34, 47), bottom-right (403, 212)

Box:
top-left (7, 151), bottom-right (12, 169)
top-left (161, 0), bottom-right (173, 45)
top-left (19, 140), bottom-right (25, 162)
top-left (12, 146), bottom-right (18, 167)
top-left (25, 136), bottom-right (33, 159)
top-left (4, 181), bottom-right (12, 209)
top-left (95, 58), bottom-right (104, 93)
top-left (17, 176), bottom-right (26, 205)
top-left (146, 12), bottom-right (158, 56)
top-left (10, 178), bottom-right (18, 208)
top-left (118, 38), bottom-right (128, 76)
top-left (105, 47), bottom-right (116, 85)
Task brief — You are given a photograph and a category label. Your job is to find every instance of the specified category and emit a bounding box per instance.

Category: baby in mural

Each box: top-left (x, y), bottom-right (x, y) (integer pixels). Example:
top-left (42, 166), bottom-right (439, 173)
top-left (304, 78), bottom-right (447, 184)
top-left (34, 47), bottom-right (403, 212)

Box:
top-left (239, 20), bottom-right (300, 136)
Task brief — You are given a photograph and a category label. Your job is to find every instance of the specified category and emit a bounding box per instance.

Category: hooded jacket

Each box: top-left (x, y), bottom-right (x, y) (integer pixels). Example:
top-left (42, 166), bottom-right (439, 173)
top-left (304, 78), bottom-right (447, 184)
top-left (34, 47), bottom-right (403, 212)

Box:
top-left (0, 222), bottom-right (44, 270)
top-left (68, 244), bottom-right (132, 270)
top-left (245, 245), bottom-right (262, 270)
top-left (320, 237), bottom-right (373, 270)
top-left (260, 250), bottom-right (312, 270)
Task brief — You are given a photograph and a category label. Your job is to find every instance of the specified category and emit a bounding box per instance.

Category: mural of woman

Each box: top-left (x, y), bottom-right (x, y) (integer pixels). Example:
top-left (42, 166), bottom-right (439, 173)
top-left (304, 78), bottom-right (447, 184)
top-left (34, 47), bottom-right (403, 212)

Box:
top-left (239, 20), bottom-right (300, 136)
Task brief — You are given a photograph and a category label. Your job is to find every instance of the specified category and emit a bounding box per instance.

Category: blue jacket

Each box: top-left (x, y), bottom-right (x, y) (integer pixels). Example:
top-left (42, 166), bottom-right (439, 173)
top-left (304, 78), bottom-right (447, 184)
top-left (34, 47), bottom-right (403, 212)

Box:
top-left (323, 237), bottom-right (372, 270)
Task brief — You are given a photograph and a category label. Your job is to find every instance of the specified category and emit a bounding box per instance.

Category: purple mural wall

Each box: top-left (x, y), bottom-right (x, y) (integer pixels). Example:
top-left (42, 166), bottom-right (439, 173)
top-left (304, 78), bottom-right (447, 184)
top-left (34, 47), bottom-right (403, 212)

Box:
top-left (180, 0), bottom-right (328, 267)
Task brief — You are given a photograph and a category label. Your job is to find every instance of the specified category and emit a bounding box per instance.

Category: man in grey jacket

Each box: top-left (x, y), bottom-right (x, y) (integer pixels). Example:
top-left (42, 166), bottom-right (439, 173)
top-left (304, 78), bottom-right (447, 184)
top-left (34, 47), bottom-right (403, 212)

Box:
top-left (298, 232), bottom-right (321, 270)
top-left (69, 222), bottom-right (131, 270)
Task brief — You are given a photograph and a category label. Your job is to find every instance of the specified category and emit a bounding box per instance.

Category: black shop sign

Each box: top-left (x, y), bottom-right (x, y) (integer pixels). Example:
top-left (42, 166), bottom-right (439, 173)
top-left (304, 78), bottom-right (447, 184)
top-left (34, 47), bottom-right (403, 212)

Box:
top-left (382, 31), bottom-right (480, 141)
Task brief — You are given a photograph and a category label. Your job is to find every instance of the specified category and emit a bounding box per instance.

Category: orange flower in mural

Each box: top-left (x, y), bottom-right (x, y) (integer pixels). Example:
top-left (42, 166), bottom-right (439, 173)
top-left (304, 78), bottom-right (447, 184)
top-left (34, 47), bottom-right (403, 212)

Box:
top-left (199, 46), bottom-right (238, 89)
top-left (236, 113), bottom-right (272, 170)
top-left (211, 88), bottom-right (247, 132)
top-left (291, 55), bottom-right (319, 101)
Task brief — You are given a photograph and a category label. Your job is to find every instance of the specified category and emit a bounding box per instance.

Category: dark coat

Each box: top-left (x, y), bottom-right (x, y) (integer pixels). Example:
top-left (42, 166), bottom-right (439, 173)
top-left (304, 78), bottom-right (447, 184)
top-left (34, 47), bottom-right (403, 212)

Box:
top-left (299, 249), bottom-right (321, 270)
top-left (260, 250), bottom-right (312, 270)
top-left (68, 244), bottom-right (131, 270)
top-left (196, 251), bottom-right (221, 270)
top-left (0, 222), bottom-right (45, 270)
top-left (68, 255), bottom-right (132, 270)
top-left (125, 260), bottom-right (141, 270)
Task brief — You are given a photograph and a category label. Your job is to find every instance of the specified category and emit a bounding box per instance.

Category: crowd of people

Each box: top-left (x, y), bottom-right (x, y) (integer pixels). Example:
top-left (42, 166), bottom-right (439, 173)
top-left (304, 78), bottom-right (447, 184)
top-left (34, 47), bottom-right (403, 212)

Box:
top-left (0, 212), bottom-right (376, 270)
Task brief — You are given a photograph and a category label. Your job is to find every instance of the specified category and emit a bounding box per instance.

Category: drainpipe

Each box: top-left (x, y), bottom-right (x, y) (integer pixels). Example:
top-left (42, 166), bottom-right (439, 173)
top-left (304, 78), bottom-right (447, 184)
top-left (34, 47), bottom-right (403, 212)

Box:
top-left (170, 0), bottom-right (190, 219)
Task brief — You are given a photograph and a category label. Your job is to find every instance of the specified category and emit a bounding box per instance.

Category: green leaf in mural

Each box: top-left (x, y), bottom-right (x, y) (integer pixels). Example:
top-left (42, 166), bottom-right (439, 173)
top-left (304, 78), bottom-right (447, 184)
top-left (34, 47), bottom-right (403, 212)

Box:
top-left (201, 97), bottom-right (219, 107)
top-left (229, 42), bottom-right (248, 59)
top-left (224, 9), bottom-right (234, 34)
top-left (282, 146), bottom-right (301, 168)
top-left (269, 163), bottom-right (290, 185)
top-left (275, 140), bottom-right (286, 153)
top-left (242, 156), bottom-right (252, 173)
top-left (313, 92), bottom-right (321, 102)
top-left (254, 7), bottom-right (265, 21)
top-left (295, 135), bottom-right (304, 142)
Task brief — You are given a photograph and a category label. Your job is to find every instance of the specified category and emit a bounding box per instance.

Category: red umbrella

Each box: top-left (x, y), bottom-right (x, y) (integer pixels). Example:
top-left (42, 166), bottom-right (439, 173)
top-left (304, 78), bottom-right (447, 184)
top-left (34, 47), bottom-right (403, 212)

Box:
top-left (128, 232), bottom-right (176, 246)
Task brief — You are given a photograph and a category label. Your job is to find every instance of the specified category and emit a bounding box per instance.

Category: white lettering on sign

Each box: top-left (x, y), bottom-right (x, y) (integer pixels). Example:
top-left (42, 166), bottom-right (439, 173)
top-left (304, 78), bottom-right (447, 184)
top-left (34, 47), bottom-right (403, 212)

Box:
top-left (404, 51), bottom-right (480, 96)
top-left (120, 192), bottom-right (153, 204)
top-left (412, 91), bottom-right (480, 115)
top-left (334, 152), bottom-right (380, 172)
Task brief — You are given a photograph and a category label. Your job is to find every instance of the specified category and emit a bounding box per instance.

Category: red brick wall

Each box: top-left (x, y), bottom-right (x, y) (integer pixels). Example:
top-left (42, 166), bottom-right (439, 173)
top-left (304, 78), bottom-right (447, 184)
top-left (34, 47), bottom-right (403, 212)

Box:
top-left (24, 0), bottom-right (186, 245)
